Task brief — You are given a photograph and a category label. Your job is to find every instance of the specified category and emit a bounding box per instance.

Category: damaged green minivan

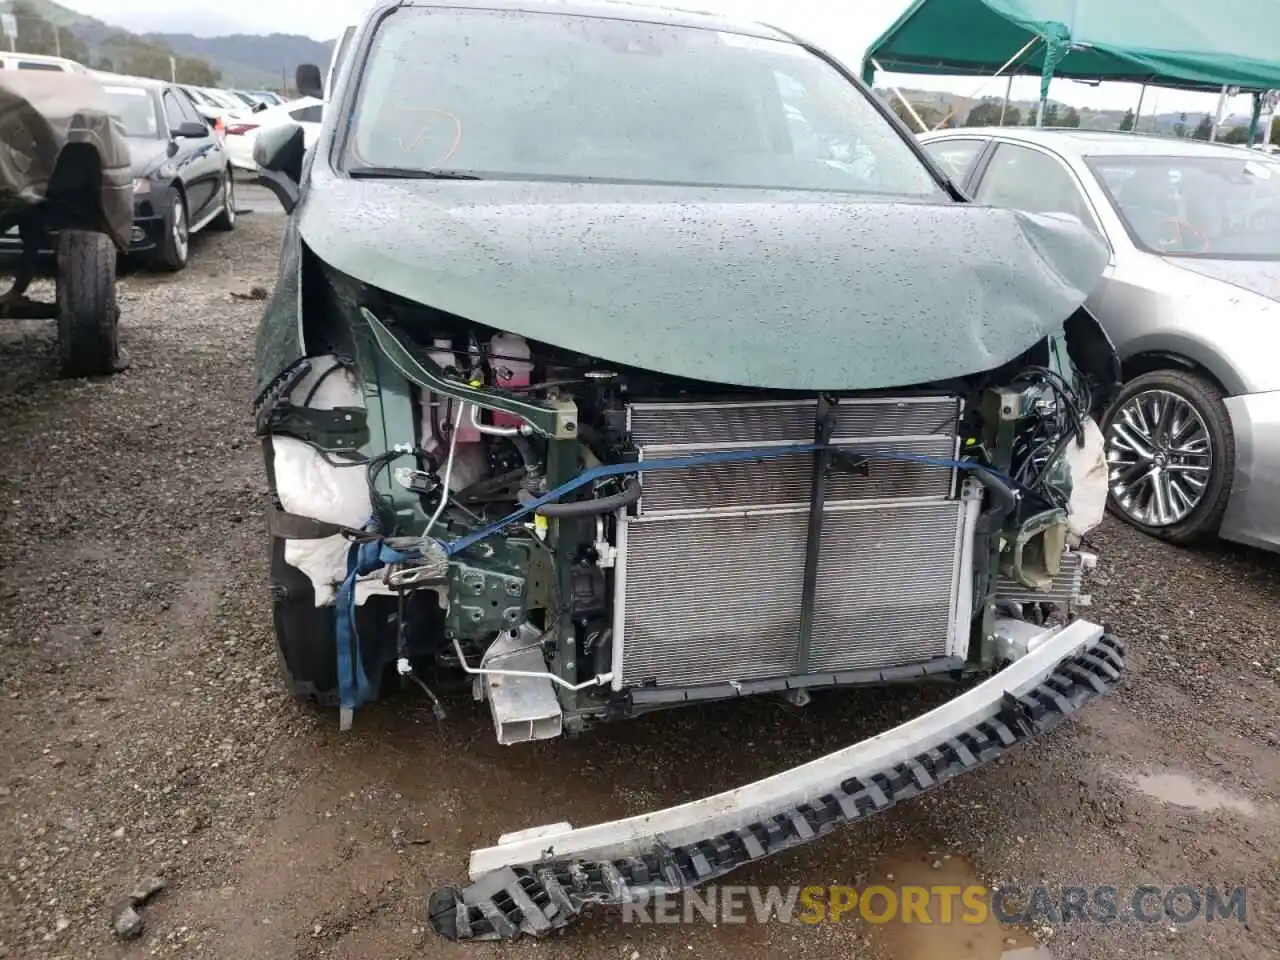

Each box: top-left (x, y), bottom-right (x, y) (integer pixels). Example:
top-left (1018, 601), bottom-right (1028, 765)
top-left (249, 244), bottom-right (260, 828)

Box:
top-left (253, 0), bottom-right (1126, 940)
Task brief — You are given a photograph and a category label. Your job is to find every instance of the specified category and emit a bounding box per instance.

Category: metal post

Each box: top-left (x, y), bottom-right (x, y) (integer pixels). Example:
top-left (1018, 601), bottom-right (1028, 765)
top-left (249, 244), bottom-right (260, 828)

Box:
top-left (1035, 97), bottom-right (1046, 127)
top-left (53, 26), bottom-right (60, 58)
top-left (1133, 83), bottom-right (1147, 131)
top-left (1209, 84), bottom-right (1228, 141)
top-left (999, 73), bottom-right (1013, 125)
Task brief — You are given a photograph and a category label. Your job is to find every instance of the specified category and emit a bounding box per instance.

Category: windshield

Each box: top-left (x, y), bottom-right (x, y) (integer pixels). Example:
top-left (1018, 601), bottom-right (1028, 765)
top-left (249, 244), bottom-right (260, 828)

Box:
top-left (345, 8), bottom-right (945, 197)
top-left (103, 84), bottom-right (159, 139)
top-left (1087, 154), bottom-right (1280, 259)
top-left (205, 89), bottom-right (241, 110)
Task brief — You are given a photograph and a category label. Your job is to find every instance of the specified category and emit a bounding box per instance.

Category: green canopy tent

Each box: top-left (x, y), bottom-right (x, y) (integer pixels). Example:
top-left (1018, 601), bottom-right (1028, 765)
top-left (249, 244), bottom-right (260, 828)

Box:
top-left (863, 0), bottom-right (1280, 141)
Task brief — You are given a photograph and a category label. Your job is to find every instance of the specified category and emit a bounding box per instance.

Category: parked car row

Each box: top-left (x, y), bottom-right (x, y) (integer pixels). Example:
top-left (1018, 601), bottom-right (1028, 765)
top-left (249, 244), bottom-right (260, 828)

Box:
top-left (1, 52), bottom-right (296, 272)
top-left (92, 71), bottom-right (238, 271)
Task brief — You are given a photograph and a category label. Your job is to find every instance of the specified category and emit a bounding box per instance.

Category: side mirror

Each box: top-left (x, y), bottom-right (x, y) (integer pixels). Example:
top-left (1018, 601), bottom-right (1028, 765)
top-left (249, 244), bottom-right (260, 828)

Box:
top-left (296, 63), bottom-right (323, 100)
top-left (172, 121), bottom-right (209, 139)
top-left (254, 122), bottom-right (306, 213)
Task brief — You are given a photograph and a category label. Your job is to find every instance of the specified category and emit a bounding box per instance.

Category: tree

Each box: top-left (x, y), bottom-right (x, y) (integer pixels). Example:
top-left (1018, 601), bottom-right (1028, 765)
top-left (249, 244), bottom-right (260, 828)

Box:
top-left (1222, 125), bottom-right (1249, 144)
top-left (8, 0), bottom-right (90, 64)
top-left (964, 100), bottom-right (1005, 127)
top-left (1024, 101), bottom-right (1058, 126)
top-left (967, 100), bottom-right (1021, 126)
top-left (1119, 108), bottom-right (1135, 131)
top-left (1192, 113), bottom-right (1214, 140)
top-left (115, 40), bottom-right (221, 86)
top-left (1060, 106), bottom-right (1081, 128)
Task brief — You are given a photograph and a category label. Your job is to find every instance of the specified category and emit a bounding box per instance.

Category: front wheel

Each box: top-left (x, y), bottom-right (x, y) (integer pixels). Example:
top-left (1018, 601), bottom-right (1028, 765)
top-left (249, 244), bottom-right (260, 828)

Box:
top-left (210, 170), bottom-right (236, 231)
top-left (153, 192), bottom-right (189, 271)
top-left (1102, 369), bottom-right (1234, 544)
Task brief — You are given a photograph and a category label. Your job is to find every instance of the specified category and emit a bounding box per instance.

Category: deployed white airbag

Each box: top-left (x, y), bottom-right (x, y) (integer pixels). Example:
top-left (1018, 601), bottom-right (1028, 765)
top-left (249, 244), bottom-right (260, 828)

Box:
top-left (1066, 417), bottom-right (1108, 538)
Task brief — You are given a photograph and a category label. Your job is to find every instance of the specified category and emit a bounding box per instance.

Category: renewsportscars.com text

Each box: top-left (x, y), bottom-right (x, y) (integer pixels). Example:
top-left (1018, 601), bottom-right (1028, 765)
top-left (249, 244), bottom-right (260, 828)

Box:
top-left (620, 883), bottom-right (1248, 926)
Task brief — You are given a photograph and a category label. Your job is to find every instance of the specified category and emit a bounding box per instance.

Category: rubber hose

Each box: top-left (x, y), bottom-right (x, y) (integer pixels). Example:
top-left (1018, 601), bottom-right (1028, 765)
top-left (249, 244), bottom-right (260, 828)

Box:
top-left (517, 477), bottom-right (641, 518)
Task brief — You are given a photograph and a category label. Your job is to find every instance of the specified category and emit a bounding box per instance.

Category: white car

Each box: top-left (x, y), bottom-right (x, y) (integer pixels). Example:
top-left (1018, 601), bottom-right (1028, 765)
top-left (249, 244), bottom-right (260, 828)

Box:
top-left (0, 52), bottom-right (89, 72)
top-left (224, 97), bottom-right (324, 171)
top-left (177, 84), bottom-right (247, 131)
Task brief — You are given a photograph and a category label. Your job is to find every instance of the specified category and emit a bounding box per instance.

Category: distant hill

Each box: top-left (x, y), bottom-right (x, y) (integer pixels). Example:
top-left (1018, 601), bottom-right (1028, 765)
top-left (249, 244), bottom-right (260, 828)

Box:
top-left (1, 0), bottom-right (332, 89)
top-left (142, 32), bottom-right (335, 90)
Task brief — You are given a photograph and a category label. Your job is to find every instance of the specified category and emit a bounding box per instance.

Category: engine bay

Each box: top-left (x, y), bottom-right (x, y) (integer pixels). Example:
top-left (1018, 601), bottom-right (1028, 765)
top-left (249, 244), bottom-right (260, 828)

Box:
top-left (256, 282), bottom-right (1112, 737)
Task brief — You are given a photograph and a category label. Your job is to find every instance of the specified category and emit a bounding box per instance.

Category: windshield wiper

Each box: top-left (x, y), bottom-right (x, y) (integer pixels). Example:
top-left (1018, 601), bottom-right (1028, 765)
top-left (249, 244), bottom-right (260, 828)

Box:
top-left (347, 165), bottom-right (483, 181)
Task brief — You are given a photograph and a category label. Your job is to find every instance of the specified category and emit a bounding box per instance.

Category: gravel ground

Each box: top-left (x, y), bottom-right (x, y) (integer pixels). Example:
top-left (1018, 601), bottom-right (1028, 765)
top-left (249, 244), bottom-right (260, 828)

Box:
top-left (2, 203), bottom-right (1278, 960)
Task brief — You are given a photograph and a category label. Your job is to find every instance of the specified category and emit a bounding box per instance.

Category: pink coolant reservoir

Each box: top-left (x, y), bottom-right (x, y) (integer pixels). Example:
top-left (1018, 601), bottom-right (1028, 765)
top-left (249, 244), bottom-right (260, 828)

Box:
top-left (489, 332), bottom-right (532, 429)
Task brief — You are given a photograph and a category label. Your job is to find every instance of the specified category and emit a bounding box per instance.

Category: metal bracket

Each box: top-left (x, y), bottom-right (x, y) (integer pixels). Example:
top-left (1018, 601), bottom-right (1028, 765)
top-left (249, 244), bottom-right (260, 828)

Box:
top-left (261, 404), bottom-right (368, 451)
top-left (827, 449), bottom-right (871, 477)
top-left (360, 306), bottom-right (579, 439)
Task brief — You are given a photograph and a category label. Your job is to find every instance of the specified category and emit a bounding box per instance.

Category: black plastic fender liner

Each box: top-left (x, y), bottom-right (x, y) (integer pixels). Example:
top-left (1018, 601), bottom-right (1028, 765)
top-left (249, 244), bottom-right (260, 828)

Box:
top-left (427, 633), bottom-right (1125, 942)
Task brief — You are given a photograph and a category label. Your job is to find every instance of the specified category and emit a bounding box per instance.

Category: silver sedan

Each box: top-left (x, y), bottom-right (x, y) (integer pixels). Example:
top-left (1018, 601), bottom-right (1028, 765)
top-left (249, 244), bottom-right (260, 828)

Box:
top-left (920, 127), bottom-right (1280, 552)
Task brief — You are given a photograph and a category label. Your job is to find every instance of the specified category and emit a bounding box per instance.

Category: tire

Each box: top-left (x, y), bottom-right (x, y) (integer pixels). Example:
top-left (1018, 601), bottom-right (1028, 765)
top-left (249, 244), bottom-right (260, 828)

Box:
top-left (270, 535), bottom-right (341, 706)
top-left (153, 190), bottom-right (189, 271)
top-left (55, 230), bottom-right (122, 378)
top-left (1101, 368), bottom-right (1234, 544)
top-left (210, 169), bottom-right (237, 231)
top-left (269, 536), bottom-right (401, 708)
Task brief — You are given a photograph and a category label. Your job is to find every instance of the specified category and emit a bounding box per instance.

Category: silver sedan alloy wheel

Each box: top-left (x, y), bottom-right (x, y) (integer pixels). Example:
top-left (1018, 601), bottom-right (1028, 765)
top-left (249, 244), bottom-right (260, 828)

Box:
top-left (1106, 388), bottom-right (1213, 527)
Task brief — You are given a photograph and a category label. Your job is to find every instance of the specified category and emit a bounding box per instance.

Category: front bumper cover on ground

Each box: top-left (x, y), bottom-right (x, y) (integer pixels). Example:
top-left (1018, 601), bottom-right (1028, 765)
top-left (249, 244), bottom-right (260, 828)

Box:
top-left (428, 620), bottom-right (1125, 941)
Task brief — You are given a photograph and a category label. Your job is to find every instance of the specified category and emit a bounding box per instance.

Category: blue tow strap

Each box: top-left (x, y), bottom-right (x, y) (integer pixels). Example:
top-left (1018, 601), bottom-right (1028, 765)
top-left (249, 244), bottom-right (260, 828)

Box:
top-left (334, 530), bottom-right (420, 722)
top-left (439, 443), bottom-right (1019, 557)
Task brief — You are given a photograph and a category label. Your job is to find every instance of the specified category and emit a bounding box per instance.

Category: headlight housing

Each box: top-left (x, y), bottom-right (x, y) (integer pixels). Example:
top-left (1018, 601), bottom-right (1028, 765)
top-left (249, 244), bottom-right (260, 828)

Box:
top-left (132, 178), bottom-right (151, 195)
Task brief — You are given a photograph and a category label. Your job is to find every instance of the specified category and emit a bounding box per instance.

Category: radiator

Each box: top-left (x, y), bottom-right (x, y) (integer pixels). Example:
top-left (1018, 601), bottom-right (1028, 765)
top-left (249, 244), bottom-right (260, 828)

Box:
top-left (612, 397), bottom-right (979, 690)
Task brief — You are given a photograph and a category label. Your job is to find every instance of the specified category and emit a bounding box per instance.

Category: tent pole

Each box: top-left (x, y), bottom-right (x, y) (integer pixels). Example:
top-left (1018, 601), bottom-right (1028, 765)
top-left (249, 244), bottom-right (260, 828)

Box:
top-left (1247, 92), bottom-right (1263, 145)
top-left (1209, 85), bottom-right (1228, 142)
top-left (1133, 82), bottom-right (1147, 132)
top-left (999, 73), bottom-right (1013, 125)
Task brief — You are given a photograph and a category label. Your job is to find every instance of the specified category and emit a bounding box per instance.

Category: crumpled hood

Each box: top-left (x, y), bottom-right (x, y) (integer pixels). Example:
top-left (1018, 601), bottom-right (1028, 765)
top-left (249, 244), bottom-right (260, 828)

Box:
top-left (1167, 256), bottom-right (1280, 303)
top-left (297, 176), bottom-right (1109, 391)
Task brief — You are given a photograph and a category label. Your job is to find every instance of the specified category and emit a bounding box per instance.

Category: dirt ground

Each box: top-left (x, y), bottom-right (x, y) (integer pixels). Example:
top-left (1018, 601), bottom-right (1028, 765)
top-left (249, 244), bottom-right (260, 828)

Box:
top-left (2, 201), bottom-right (1278, 960)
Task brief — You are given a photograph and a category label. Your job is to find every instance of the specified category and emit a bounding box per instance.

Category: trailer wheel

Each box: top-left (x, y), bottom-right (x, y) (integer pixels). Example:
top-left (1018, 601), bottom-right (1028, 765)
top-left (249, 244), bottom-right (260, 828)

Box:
top-left (56, 229), bottom-right (123, 378)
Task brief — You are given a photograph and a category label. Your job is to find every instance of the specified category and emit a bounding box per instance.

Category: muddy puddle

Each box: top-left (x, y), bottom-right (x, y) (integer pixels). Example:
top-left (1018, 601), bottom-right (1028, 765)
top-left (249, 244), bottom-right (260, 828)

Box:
top-left (1119, 769), bottom-right (1257, 816)
top-left (863, 848), bottom-right (1050, 960)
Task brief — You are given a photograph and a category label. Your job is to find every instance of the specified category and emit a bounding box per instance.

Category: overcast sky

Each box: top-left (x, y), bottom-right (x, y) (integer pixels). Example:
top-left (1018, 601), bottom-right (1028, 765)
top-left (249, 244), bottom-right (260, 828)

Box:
top-left (59, 0), bottom-right (1253, 119)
